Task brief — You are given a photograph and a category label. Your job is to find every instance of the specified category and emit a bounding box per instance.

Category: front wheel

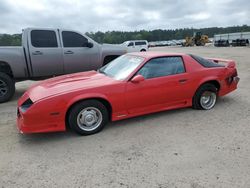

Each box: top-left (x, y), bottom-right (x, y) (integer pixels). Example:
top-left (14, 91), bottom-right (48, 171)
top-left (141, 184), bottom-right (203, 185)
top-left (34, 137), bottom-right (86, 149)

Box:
top-left (68, 100), bottom-right (109, 135)
top-left (0, 72), bottom-right (15, 103)
top-left (192, 83), bottom-right (217, 110)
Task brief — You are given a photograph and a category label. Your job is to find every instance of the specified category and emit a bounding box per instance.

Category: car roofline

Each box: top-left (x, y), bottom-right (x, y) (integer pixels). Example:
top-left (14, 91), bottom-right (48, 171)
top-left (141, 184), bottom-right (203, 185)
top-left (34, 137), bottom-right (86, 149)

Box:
top-left (127, 51), bottom-right (186, 59)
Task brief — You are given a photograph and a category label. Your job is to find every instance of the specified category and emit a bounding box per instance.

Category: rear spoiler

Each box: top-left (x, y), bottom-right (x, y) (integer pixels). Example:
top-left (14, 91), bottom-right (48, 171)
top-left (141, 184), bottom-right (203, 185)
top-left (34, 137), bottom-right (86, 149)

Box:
top-left (206, 58), bottom-right (236, 68)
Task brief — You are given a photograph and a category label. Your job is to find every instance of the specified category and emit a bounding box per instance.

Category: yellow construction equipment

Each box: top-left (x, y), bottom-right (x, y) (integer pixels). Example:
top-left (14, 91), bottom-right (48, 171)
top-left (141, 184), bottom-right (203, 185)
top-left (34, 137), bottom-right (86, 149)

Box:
top-left (182, 32), bottom-right (210, 47)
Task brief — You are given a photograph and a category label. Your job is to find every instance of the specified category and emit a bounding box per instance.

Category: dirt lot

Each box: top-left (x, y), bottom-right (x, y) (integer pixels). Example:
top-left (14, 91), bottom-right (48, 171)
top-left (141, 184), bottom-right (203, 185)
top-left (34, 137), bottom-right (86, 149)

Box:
top-left (0, 46), bottom-right (250, 188)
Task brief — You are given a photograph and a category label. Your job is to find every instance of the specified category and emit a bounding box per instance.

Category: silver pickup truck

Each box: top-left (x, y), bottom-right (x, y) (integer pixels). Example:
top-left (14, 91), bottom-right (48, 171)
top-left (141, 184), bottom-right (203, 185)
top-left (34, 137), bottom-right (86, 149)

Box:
top-left (0, 28), bottom-right (126, 103)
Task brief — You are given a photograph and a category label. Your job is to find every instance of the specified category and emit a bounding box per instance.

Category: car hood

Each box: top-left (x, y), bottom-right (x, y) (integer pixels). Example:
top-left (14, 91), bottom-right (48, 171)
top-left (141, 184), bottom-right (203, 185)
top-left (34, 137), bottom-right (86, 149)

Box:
top-left (22, 71), bottom-right (114, 103)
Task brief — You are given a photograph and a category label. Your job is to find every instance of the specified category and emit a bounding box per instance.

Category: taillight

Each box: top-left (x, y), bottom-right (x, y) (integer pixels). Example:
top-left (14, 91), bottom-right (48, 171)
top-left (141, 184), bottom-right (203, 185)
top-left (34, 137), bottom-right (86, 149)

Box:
top-left (232, 70), bottom-right (238, 77)
top-left (20, 98), bottom-right (33, 113)
top-left (226, 69), bottom-right (238, 84)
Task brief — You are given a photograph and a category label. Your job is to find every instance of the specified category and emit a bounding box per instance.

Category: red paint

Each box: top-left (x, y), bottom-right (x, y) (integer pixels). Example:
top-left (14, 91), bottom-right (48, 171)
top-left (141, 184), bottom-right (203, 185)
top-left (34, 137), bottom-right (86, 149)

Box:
top-left (17, 52), bottom-right (239, 133)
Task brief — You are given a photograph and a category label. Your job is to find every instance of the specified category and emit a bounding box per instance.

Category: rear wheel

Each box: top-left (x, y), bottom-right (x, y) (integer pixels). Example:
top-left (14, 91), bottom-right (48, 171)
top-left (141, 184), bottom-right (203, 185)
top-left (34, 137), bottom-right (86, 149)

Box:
top-left (0, 72), bottom-right (15, 103)
top-left (68, 100), bottom-right (109, 135)
top-left (193, 83), bottom-right (217, 110)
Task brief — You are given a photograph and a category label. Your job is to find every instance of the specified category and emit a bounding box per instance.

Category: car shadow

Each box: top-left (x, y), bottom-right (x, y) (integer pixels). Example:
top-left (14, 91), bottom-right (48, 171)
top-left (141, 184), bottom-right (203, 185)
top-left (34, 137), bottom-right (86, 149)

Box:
top-left (18, 130), bottom-right (78, 145)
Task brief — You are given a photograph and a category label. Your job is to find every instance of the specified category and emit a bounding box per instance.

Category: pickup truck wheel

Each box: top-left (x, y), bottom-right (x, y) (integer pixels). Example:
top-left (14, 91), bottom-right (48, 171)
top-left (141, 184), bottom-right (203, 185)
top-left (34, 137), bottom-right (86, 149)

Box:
top-left (0, 72), bottom-right (15, 103)
top-left (68, 100), bottom-right (108, 135)
top-left (192, 83), bottom-right (217, 110)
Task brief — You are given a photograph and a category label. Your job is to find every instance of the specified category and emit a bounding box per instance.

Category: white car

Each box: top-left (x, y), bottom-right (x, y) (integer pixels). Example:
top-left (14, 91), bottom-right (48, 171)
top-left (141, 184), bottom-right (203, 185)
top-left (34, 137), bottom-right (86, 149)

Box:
top-left (122, 40), bottom-right (149, 52)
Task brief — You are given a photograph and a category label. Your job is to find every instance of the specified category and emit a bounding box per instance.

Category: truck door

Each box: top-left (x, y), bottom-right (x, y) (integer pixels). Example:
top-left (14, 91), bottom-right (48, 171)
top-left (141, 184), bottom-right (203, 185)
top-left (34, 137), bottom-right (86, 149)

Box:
top-left (127, 42), bottom-right (135, 52)
top-left (134, 41), bottom-right (141, 51)
top-left (61, 31), bottom-right (100, 74)
top-left (28, 29), bottom-right (64, 77)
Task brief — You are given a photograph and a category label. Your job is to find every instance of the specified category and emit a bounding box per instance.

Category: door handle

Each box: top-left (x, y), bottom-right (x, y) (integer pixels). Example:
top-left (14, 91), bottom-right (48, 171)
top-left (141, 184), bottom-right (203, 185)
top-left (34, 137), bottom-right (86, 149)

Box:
top-left (179, 79), bottom-right (188, 83)
top-left (64, 50), bottom-right (74, 54)
top-left (32, 51), bottom-right (43, 55)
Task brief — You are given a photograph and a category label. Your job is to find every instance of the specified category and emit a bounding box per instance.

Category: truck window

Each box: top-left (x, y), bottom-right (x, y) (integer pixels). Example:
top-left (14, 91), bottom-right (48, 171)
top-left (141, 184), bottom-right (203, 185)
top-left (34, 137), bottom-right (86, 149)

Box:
top-left (135, 41), bottom-right (146, 46)
top-left (31, 30), bottom-right (58, 48)
top-left (62, 31), bottom-right (88, 47)
top-left (128, 42), bottom-right (134, 47)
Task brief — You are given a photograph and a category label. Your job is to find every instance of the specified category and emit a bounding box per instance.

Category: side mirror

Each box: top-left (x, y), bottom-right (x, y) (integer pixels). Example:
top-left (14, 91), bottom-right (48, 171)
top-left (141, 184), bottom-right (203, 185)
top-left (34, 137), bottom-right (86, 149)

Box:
top-left (86, 42), bottom-right (94, 48)
top-left (131, 75), bottom-right (145, 83)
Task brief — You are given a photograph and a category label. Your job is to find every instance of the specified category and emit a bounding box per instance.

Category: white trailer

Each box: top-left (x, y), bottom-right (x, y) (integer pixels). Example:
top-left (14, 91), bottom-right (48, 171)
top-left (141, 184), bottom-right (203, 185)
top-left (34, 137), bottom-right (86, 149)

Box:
top-left (214, 32), bottom-right (250, 43)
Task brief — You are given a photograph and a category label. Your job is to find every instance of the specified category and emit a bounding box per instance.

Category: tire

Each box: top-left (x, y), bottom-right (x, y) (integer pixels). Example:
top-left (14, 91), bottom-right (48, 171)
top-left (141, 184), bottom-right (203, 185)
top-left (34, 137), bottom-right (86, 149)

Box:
top-left (140, 49), bottom-right (146, 52)
top-left (192, 83), bottom-right (217, 110)
top-left (0, 72), bottom-right (15, 103)
top-left (68, 100), bottom-right (109, 135)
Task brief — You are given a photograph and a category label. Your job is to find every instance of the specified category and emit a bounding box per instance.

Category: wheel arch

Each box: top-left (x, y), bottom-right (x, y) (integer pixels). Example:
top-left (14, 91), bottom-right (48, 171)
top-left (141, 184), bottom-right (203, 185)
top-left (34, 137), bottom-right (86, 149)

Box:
top-left (0, 61), bottom-right (13, 77)
top-left (199, 80), bottom-right (221, 91)
top-left (193, 79), bottom-right (221, 101)
top-left (65, 96), bottom-right (113, 128)
top-left (192, 79), bottom-right (220, 110)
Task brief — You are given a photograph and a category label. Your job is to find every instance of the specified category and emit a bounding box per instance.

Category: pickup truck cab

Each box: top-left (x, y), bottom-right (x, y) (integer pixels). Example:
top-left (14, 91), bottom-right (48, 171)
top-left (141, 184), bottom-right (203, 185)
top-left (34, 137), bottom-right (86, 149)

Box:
top-left (0, 28), bottom-right (126, 103)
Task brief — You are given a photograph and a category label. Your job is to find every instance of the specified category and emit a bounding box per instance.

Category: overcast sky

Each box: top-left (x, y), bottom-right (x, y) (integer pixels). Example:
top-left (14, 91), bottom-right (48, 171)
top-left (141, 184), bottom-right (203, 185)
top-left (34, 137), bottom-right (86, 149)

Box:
top-left (0, 0), bottom-right (249, 34)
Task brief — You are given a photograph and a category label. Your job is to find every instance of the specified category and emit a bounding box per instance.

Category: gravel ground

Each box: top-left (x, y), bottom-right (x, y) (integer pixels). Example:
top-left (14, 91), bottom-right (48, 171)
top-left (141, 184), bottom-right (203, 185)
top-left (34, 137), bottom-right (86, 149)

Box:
top-left (0, 46), bottom-right (250, 188)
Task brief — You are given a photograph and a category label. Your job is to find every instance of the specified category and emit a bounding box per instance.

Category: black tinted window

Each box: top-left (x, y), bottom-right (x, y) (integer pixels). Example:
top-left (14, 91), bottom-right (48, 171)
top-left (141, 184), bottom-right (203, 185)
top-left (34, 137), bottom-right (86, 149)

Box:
top-left (128, 42), bottom-right (134, 47)
top-left (31, 30), bottom-right (58, 48)
top-left (137, 57), bottom-right (185, 79)
top-left (135, 41), bottom-right (146, 45)
top-left (190, 54), bottom-right (224, 68)
top-left (62, 31), bottom-right (88, 47)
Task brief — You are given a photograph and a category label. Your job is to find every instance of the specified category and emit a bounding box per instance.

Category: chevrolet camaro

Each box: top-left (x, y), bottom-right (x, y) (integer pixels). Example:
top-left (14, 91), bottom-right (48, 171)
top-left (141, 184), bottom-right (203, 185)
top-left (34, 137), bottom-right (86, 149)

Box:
top-left (17, 52), bottom-right (239, 135)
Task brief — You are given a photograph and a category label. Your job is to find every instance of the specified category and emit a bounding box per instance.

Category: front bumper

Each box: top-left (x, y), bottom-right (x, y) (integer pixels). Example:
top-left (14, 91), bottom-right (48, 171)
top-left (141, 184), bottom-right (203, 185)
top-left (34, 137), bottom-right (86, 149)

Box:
top-left (17, 107), bottom-right (66, 134)
top-left (17, 110), bottom-right (32, 133)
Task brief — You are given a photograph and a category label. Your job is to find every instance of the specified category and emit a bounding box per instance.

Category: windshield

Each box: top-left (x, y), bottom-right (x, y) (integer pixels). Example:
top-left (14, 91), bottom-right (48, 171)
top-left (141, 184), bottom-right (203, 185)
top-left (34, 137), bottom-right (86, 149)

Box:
top-left (99, 55), bottom-right (144, 80)
top-left (121, 41), bottom-right (129, 45)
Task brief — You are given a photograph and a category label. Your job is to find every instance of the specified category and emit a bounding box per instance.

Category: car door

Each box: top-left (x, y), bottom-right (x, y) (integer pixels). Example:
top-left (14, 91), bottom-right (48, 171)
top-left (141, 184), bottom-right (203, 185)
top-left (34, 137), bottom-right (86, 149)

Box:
top-left (61, 31), bottom-right (99, 73)
top-left (125, 56), bottom-right (190, 114)
top-left (28, 29), bottom-right (64, 77)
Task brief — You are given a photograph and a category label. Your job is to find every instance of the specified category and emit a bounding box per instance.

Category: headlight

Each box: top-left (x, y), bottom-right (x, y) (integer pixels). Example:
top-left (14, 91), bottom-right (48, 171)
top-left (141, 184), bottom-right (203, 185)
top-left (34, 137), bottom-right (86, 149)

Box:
top-left (20, 98), bottom-right (33, 113)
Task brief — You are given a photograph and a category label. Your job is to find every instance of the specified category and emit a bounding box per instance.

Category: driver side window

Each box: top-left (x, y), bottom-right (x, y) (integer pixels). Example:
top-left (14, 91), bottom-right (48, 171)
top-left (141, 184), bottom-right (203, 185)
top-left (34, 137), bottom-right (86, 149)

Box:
top-left (137, 56), bottom-right (185, 79)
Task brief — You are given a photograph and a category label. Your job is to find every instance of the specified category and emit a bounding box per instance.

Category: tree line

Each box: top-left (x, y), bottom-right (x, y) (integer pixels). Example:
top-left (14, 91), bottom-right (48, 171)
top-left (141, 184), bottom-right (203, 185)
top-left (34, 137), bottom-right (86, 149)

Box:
top-left (0, 34), bottom-right (21, 46)
top-left (0, 25), bottom-right (250, 46)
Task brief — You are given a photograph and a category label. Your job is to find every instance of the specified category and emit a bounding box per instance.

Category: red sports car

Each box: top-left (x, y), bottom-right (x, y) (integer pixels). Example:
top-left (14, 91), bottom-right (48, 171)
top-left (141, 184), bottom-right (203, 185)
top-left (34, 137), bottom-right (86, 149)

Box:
top-left (17, 52), bottom-right (239, 135)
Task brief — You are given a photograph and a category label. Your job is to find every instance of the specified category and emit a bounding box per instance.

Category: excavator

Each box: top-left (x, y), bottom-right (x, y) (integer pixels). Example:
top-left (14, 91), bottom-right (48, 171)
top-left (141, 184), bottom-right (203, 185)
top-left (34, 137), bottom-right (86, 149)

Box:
top-left (182, 32), bottom-right (210, 47)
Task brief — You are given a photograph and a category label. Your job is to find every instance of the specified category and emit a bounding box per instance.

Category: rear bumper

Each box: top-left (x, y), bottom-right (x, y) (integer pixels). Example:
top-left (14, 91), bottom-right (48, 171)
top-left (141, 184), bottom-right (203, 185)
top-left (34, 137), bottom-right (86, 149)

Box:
top-left (219, 76), bottom-right (240, 96)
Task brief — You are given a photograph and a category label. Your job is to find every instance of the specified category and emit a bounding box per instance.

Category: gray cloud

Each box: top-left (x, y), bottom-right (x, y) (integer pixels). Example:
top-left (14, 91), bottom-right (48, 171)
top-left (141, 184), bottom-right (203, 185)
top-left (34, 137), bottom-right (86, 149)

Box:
top-left (0, 1), bottom-right (9, 14)
top-left (0, 0), bottom-right (249, 34)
